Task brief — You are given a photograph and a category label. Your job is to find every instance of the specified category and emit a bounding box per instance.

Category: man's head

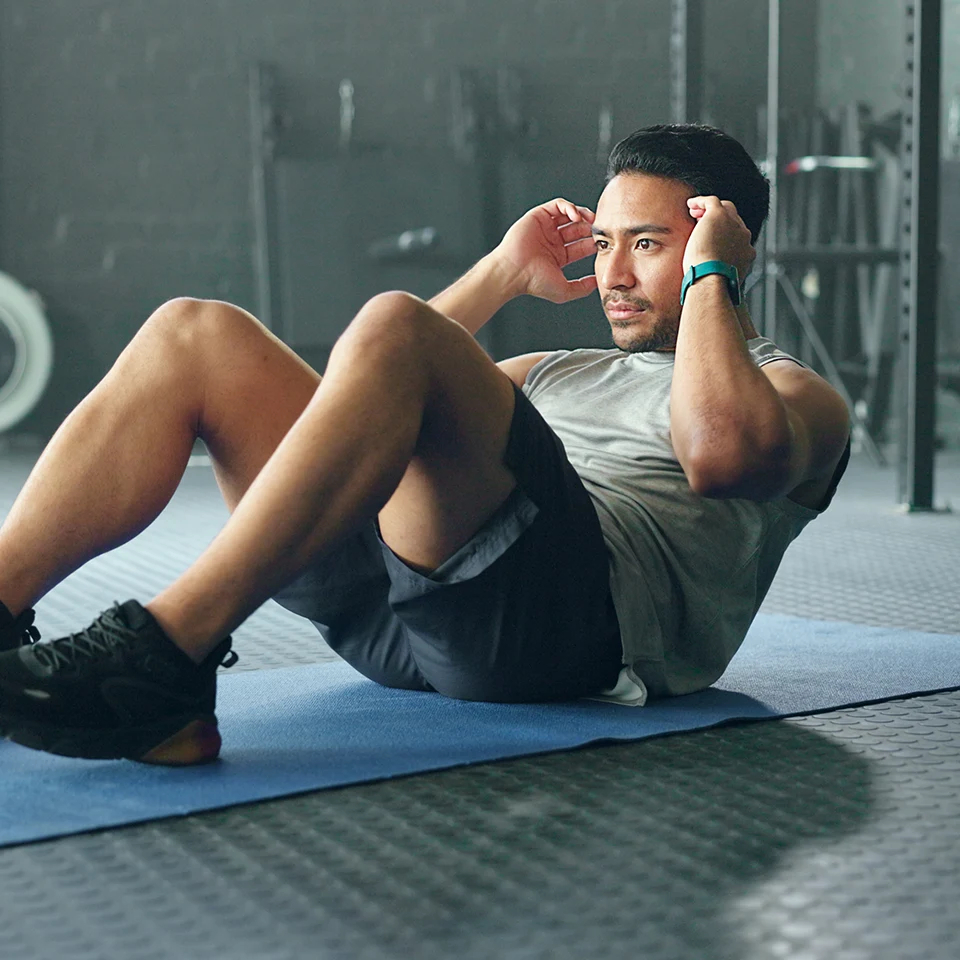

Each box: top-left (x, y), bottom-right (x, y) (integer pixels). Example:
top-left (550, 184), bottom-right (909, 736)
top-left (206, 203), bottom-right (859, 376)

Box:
top-left (593, 123), bottom-right (769, 353)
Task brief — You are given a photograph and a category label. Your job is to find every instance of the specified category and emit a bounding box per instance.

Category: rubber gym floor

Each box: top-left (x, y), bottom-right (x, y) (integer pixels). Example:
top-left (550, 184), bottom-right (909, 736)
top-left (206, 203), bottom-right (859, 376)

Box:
top-left (0, 447), bottom-right (958, 960)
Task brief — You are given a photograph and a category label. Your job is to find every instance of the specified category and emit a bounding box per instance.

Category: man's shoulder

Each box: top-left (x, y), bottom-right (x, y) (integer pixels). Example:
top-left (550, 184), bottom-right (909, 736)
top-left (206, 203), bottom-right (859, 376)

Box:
top-left (540, 347), bottom-right (621, 369)
top-left (522, 348), bottom-right (622, 388)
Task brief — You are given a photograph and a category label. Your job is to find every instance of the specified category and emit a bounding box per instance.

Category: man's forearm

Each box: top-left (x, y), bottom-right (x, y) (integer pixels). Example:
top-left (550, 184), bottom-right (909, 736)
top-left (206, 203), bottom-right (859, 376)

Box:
top-left (429, 253), bottom-right (523, 336)
top-left (670, 277), bottom-right (792, 496)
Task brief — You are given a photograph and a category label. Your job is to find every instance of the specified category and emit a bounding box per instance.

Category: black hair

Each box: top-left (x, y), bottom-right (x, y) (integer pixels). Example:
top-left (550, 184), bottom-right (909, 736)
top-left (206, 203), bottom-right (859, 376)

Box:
top-left (606, 123), bottom-right (770, 244)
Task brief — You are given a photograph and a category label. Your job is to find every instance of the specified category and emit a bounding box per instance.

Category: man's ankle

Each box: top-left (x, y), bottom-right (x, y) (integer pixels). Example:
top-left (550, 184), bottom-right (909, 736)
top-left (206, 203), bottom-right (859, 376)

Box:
top-left (144, 600), bottom-right (220, 666)
top-left (0, 599), bottom-right (20, 624)
top-left (0, 588), bottom-right (36, 623)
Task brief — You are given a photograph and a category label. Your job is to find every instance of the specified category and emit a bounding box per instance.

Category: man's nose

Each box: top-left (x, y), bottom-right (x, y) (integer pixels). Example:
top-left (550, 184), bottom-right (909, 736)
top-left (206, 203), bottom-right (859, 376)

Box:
top-left (599, 249), bottom-right (635, 289)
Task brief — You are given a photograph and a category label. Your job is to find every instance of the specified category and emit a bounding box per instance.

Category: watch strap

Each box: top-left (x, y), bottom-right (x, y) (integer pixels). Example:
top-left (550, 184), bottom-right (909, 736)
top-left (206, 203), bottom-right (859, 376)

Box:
top-left (680, 260), bottom-right (741, 307)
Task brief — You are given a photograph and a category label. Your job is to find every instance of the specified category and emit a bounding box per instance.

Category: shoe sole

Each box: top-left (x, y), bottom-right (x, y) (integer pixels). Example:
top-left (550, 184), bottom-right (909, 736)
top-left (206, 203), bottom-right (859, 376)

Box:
top-left (0, 713), bottom-right (222, 766)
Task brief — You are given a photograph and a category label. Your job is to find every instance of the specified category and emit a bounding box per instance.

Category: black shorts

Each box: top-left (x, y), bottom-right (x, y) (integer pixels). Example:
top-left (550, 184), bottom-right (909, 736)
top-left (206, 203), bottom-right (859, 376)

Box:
top-left (272, 384), bottom-right (623, 702)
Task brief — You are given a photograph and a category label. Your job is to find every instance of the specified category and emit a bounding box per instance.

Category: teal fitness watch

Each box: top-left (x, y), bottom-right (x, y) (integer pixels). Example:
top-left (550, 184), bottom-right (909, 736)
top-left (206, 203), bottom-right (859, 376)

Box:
top-left (680, 260), bottom-right (741, 307)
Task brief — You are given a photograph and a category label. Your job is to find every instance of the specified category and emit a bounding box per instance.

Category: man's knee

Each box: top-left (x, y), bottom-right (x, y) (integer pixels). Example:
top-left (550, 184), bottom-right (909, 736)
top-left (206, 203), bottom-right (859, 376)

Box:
top-left (141, 298), bottom-right (270, 356)
top-left (357, 290), bottom-right (426, 327)
top-left (332, 291), bottom-right (440, 363)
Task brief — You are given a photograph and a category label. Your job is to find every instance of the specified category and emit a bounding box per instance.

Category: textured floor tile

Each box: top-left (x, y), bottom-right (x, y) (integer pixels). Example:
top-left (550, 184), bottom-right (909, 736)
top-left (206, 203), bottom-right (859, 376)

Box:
top-left (0, 452), bottom-right (958, 960)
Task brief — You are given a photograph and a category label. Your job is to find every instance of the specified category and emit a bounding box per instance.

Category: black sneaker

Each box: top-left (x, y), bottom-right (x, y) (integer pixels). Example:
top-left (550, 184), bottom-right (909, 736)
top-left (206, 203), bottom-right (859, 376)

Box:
top-left (0, 600), bottom-right (238, 765)
top-left (0, 602), bottom-right (41, 652)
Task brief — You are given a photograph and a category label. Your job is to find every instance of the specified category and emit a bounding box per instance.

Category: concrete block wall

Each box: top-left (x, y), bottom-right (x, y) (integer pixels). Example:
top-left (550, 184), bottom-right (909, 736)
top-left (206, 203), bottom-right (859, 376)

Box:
top-left (0, 0), bottom-right (672, 435)
top-left (7, 1), bottom-right (946, 437)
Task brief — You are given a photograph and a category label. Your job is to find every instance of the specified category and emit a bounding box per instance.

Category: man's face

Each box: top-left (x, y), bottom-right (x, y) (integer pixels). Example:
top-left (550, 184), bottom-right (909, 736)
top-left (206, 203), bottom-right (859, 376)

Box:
top-left (592, 172), bottom-right (696, 353)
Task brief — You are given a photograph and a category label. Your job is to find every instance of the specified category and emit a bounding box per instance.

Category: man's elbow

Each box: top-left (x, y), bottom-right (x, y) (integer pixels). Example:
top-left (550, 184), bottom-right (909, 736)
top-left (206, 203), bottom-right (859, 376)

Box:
top-left (683, 441), bottom-right (793, 500)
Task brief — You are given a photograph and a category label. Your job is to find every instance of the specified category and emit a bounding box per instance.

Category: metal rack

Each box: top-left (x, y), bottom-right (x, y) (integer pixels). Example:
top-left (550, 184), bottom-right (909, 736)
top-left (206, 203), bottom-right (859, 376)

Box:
top-left (898, 0), bottom-right (941, 510)
top-left (669, 0), bottom-right (943, 508)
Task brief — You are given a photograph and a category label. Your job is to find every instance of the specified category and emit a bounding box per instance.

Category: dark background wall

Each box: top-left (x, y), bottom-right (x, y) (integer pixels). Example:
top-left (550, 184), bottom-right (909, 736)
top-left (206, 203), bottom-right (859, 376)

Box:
top-left (0, 0), bottom-right (678, 436)
top-left (2, 0), bottom-right (955, 438)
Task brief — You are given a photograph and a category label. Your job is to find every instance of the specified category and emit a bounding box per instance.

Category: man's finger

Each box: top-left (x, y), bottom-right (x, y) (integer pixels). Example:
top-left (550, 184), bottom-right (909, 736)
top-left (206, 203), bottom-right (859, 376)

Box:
top-left (562, 234), bottom-right (599, 265)
top-left (688, 195), bottom-right (722, 212)
top-left (539, 197), bottom-right (594, 226)
top-left (560, 274), bottom-right (598, 302)
top-left (689, 196), bottom-right (749, 232)
top-left (540, 198), bottom-right (579, 222)
top-left (558, 218), bottom-right (594, 240)
top-left (556, 198), bottom-right (595, 224)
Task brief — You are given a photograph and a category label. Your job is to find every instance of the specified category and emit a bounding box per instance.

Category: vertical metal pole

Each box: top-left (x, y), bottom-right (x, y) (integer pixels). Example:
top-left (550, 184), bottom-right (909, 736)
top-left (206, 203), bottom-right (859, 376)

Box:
top-left (762, 0), bottom-right (781, 342)
top-left (451, 69), bottom-right (495, 356)
top-left (897, 0), bottom-right (940, 510)
top-left (669, 0), bottom-right (704, 124)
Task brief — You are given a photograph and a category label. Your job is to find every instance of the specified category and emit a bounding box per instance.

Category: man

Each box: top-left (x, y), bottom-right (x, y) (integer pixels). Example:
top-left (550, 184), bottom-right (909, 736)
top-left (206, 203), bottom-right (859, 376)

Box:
top-left (0, 124), bottom-right (850, 766)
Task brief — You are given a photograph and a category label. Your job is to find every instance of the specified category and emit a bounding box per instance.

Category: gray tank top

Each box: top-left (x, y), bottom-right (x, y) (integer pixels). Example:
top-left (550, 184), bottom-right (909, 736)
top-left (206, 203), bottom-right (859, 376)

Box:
top-left (522, 337), bottom-right (845, 699)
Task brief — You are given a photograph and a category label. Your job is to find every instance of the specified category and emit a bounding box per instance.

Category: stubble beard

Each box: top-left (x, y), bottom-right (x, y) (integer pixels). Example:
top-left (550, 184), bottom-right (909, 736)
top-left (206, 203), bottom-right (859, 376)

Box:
top-left (609, 310), bottom-right (680, 354)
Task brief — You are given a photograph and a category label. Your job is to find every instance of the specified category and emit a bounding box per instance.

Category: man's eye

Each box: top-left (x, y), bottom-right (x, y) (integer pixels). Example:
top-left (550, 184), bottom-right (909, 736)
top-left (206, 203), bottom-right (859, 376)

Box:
top-left (594, 239), bottom-right (608, 251)
top-left (637, 238), bottom-right (656, 251)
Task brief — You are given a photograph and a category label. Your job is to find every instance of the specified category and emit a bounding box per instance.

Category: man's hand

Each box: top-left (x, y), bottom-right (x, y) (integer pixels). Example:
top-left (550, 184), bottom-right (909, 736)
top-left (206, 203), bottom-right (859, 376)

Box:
top-left (494, 198), bottom-right (599, 303)
top-left (428, 198), bottom-right (597, 336)
top-left (683, 196), bottom-right (756, 281)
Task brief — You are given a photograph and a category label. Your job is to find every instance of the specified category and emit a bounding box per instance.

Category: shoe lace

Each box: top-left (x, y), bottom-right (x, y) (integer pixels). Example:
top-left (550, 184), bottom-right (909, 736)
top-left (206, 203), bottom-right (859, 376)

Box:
top-left (10, 608), bottom-right (40, 646)
top-left (31, 605), bottom-right (134, 670)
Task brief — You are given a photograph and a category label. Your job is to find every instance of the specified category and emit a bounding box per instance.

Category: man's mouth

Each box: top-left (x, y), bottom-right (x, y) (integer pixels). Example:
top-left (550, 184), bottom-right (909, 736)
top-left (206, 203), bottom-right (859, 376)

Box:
top-left (605, 301), bottom-right (647, 320)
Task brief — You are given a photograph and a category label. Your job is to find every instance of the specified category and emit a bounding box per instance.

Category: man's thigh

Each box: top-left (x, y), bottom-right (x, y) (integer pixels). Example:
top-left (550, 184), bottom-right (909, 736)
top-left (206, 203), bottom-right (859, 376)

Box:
top-left (275, 388), bottom-right (623, 703)
top-left (189, 299), bottom-right (323, 512)
top-left (363, 296), bottom-right (521, 576)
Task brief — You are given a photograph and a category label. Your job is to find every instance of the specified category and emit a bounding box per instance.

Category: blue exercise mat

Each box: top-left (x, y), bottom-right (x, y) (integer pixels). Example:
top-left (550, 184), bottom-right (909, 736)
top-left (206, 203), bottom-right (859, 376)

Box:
top-left (3, 613), bottom-right (960, 848)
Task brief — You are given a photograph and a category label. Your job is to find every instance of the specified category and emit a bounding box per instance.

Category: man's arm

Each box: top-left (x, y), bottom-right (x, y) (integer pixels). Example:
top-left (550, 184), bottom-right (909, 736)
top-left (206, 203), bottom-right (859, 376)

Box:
top-left (428, 198), bottom-right (599, 336)
top-left (670, 197), bottom-right (850, 500)
top-left (428, 256), bottom-right (522, 337)
top-left (496, 351), bottom-right (553, 389)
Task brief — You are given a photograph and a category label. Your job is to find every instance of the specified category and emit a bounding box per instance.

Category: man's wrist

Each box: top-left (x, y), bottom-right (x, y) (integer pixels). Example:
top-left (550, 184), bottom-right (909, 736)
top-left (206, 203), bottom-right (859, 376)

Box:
top-left (429, 250), bottom-right (521, 334)
top-left (680, 260), bottom-right (741, 307)
top-left (683, 273), bottom-right (727, 293)
top-left (677, 273), bottom-right (758, 340)
top-left (483, 249), bottom-right (528, 302)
